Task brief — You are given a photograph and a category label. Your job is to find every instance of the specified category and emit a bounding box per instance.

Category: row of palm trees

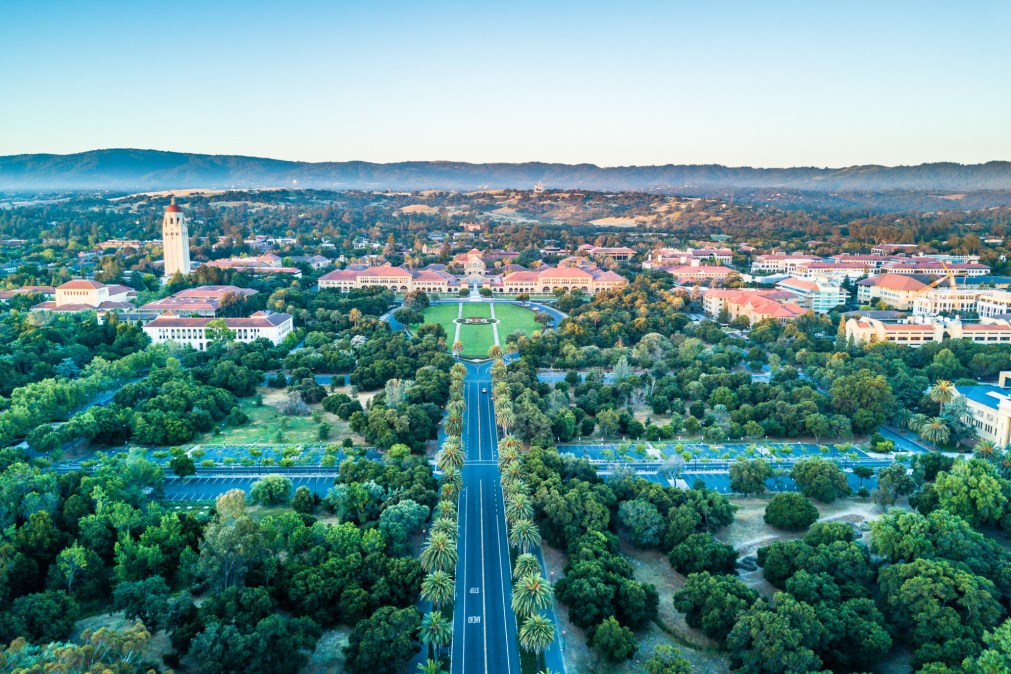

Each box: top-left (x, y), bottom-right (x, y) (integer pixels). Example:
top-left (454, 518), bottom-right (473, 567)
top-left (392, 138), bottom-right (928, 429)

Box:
top-left (416, 363), bottom-right (468, 674)
top-left (492, 356), bottom-right (559, 674)
top-left (901, 379), bottom-right (960, 451)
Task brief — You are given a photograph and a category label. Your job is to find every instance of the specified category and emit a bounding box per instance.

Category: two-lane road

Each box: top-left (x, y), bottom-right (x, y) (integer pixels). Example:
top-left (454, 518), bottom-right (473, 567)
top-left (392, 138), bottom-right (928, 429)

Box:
top-left (452, 362), bottom-right (521, 674)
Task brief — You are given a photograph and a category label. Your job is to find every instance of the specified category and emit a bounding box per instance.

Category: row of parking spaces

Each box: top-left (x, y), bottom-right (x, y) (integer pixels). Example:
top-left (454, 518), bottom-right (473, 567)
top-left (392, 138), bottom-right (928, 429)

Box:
top-left (163, 475), bottom-right (336, 501)
top-left (680, 472), bottom-right (879, 495)
top-left (877, 427), bottom-right (931, 454)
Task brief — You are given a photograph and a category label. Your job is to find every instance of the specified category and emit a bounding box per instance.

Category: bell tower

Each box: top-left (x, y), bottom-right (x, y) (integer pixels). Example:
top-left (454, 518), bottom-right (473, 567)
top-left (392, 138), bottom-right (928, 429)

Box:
top-left (162, 198), bottom-right (191, 279)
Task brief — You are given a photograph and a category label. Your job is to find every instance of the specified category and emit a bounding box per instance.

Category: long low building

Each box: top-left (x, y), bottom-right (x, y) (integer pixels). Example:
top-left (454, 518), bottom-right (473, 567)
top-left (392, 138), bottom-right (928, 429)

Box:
top-left (702, 289), bottom-right (807, 323)
top-left (845, 316), bottom-right (1011, 346)
top-left (139, 285), bottom-right (259, 317)
top-left (318, 262), bottom-right (626, 295)
top-left (143, 310), bottom-right (293, 350)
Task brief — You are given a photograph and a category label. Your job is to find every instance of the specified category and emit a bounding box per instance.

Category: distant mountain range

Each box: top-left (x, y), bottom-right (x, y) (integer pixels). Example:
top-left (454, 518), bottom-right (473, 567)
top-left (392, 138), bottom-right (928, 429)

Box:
top-left (1, 149), bottom-right (1010, 195)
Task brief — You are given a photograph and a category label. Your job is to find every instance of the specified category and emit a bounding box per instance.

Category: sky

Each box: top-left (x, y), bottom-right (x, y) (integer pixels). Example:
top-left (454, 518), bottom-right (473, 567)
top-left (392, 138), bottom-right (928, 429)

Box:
top-left (1, 0), bottom-right (1009, 167)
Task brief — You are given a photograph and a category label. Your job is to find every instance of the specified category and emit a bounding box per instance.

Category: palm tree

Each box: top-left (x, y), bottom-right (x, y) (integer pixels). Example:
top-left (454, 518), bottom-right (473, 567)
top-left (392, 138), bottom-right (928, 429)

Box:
top-left (421, 532), bottom-right (458, 573)
top-left (975, 439), bottom-right (998, 461)
top-left (444, 411), bottom-right (464, 437)
top-left (501, 461), bottom-right (524, 487)
top-left (505, 492), bottom-right (534, 523)
top-left (498, 450), bottom-right (518, 469)
top-left (519, 614), bottom-right (555, 671)
top-left (999, 451), bottom-right (1011, 480)
top-left (434, 499), bottom-right (457, 519)
top-left (502, 479), bottom-right (529, 501)
top-left (432, 517), bottom-right (457, 537)
top-left (441, 465), bottom-right (463, 496)
top-left (919, 417), bottom-right (950, 450)
top-left (349, 308), bottom-right (362, 326)
top-left (511, 573), bottom-right (554, 616)
top-left (929, 379), bottom-right (955, 413)
top-left (500, 435), bottom-right (523, 454)
top-left (513, 552), bottom-right (542, 579)
top-left (509, 519), bottom-right (541, 554)
top-left (419, 611), bottom-right (453, 661)
top-left (907, 413), bottom-right (929, 435)
top-left (488, 345), bottom-right (504, 360)
top-left (452, 341), bottom-right (464, 358)
top-left (496, 405), bottom-right (516, 435)
top-left (417, 658), bottom-right (448, 674)
top-left (421, 571), bottom-right (455, 610)
top-left (437, 440), bottom-right (464, 472)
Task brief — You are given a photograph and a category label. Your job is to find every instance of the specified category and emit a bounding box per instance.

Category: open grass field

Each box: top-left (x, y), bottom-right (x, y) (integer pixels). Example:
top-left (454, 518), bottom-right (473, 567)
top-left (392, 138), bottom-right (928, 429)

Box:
top-left (412, 301), bottom-right (541, 358)
top-left (494, 302), bottom-right (541, 337)
top-left (190, 388), bottom-right (352, 447)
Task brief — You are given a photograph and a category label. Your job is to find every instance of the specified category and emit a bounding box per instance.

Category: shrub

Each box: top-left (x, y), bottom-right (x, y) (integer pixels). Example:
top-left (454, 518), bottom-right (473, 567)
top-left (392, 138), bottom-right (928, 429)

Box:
top-left (764, 493), bottom-right (819, 531)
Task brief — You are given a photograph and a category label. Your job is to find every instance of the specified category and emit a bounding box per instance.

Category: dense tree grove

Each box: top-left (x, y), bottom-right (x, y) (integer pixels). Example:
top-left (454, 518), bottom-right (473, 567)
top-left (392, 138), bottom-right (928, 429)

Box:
top-left (5, 190), bottom-right (1011, 672)
top-left (0, 444), bottom-right (437, 672)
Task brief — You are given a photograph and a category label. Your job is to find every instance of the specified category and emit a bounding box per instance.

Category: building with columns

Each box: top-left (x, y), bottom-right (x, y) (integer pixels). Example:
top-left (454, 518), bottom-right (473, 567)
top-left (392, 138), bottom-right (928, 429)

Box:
top-left (162, 199), bottom-right (192, 279)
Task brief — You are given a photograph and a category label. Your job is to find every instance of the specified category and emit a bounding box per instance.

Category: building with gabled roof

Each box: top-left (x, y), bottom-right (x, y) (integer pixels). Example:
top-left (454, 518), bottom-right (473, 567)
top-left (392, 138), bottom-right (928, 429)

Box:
top-left (143, 311), bottom-right (293, 350)
top-left (32, 280), bottom-right (136, 313)
top-left (856, 273), bottom-right (929, 310)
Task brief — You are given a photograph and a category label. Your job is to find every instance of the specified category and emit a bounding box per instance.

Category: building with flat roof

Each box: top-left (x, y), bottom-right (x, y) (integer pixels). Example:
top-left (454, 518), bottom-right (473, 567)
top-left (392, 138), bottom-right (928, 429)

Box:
top-left (775, 278), bottom-right (847, 314)
top-left (751, 254), bottom-right (821, 274)
top-left (845, 316), bottom-right (1011, 347)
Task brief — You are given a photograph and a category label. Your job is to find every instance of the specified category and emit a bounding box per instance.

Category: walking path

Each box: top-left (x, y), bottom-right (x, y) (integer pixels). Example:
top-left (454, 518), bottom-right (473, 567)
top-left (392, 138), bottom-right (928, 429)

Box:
top-left (454, 301), bottom-right (463, 345)
top-left (489, 302), bottom-right (501, 347)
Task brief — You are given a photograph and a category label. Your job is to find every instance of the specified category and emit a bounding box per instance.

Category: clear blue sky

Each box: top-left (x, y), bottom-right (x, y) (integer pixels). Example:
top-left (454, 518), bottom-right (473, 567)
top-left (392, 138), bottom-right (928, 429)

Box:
top-left (2, 0), bottom-right (1008, 167)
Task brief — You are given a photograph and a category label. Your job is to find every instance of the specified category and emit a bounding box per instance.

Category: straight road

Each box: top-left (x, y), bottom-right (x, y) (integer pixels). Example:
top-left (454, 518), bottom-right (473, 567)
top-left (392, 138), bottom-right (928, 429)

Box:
top-left (452, 362), bottom-right (521, 674)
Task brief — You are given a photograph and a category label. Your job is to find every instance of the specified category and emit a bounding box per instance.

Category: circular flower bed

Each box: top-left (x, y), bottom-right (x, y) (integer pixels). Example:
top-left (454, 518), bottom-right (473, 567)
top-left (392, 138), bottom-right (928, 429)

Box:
top-left (456, 317), bottom-right (498, 325)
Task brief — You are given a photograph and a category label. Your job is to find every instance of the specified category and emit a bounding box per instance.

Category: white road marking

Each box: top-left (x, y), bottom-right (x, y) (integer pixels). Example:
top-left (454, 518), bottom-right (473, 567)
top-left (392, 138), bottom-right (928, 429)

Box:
top-left (479, 480), bottom-right (488, 674)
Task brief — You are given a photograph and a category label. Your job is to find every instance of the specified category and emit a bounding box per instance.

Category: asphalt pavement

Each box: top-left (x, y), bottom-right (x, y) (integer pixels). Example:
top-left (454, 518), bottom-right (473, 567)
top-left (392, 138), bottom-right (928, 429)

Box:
top-left (452, 361), bottom-right (526, 674)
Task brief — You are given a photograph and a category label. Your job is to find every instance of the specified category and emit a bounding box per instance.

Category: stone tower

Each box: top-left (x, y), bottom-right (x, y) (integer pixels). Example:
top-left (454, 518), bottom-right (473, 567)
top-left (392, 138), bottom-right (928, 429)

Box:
top-left (162, 198), bottom-right (191, 279)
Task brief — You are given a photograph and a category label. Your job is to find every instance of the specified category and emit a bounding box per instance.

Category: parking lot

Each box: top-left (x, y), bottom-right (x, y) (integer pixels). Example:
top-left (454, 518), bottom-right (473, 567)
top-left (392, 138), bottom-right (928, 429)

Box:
top-left (163, 474), bottom-right (337, 502)
top-left (681, 471), bottom-right (878, 495)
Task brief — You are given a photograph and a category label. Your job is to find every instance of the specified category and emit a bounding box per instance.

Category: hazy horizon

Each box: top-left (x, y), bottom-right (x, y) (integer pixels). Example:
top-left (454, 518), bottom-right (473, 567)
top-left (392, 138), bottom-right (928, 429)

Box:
top-left (4, 147), bottom-right (1011, 171)
top-left (2, 1), bottom-right (1009, 167)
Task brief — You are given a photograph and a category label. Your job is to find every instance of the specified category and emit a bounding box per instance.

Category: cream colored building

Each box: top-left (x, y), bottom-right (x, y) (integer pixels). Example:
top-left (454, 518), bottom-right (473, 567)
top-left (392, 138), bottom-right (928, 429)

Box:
top-left (912, 288), bottom-right (988, 316)
top-left (775, 278), bottom-right (847, 314)
top-left (143, 311), bottom-right (293, 351)
top-left (845, 316), bottom-right (1011, 347)
top-left (856, 273), bottom-right (928, 310)
top-left (977, 291), bottom-right (1011, 319)
top-left (162, 200), bottom-right (192, 279)
top-left (32, 280), bottom-right (136, 313)
top-left (955, 384), bottom-right (1011, 447)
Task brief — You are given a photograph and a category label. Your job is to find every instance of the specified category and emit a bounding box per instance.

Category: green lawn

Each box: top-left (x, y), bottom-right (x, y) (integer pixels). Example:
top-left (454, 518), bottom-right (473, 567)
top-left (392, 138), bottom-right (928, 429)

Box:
top-left (461, 303), bottom-right (491, 319)
top-left (457, 322), bottom-right (496, 357)
top-left (190, 393), bottom-right (351, 446)
top-left (494, 303), bottom-right (542, 338)
top-left (413, 301), bottom-right (540, 359)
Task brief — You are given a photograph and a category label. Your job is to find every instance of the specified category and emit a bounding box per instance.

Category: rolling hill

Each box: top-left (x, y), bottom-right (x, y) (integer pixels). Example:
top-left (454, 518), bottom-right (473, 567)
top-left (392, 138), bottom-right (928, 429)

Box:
top-left (1, 149), bottom-right (1010, 195)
